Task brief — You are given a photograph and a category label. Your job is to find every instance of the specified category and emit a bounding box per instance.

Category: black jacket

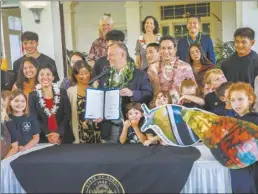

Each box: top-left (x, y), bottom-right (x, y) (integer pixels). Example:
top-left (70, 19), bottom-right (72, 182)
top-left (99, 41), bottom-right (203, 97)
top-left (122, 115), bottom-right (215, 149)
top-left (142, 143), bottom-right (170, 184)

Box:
top-left (28, 88), bottom-right (74, 143)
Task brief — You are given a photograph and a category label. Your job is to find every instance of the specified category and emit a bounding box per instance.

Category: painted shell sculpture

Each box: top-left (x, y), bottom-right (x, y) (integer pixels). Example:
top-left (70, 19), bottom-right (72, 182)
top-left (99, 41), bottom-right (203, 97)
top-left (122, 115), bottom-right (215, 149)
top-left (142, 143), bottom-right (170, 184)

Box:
top-left (182, 108), bottom-right (258, 169)
top-left (141, 104), bottom-right (200, 147)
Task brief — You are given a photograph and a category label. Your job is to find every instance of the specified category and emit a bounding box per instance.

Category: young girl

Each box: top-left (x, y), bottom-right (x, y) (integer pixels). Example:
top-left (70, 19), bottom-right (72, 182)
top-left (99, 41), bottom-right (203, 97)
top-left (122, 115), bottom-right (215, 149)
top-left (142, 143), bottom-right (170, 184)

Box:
top-left (12, 57), bottom-right (38, 97)
top-left (5, 89), bottom-right (40, 158)
top-left (143, 90), bottom-right (172, 146)
top-left (119, 102), bottom-right (146, 144)
top-left (178, 79), bottom-right (205, 108)
top-left (202, 69), bottom-right (227, 111)
top-left (226, 82), bottom-right (258, 193)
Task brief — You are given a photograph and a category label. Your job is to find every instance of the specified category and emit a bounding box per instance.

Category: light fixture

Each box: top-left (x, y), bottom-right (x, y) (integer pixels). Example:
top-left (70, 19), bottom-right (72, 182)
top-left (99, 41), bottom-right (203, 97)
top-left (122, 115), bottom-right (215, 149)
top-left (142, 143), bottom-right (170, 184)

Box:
top-left (29, 6), bottom-right (43, 24)
top-left (20, 1), bottom-right (49, 24)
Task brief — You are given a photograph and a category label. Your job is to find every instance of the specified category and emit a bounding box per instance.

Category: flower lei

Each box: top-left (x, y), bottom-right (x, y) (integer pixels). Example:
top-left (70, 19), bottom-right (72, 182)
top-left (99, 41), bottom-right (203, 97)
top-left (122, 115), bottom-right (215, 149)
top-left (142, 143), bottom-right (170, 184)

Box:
top-left (106, 61), bottom-right (135, 88)
top-left (138, 35), bottom-right (160, 50)
top-left (35, 83), bottom-right (61, 117)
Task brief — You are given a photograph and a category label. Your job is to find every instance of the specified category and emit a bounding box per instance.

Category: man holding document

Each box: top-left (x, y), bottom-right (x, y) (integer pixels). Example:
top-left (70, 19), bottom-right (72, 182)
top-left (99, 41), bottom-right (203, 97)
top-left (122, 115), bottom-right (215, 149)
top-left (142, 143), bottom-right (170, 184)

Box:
top-left (85, 43), bottom-right (153, 143)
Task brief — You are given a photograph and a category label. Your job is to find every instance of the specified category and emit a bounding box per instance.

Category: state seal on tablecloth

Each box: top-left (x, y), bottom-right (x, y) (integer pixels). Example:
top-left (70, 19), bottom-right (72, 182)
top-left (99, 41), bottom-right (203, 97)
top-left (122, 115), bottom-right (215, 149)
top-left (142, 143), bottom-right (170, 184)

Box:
top-left (81, 173), bottom-right (125, 193)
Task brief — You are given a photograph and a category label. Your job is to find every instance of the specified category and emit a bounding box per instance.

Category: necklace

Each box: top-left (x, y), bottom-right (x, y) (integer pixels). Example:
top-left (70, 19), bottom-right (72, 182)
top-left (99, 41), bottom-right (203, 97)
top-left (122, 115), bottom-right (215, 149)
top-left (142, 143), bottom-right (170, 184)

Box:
top-left (107, 61), bottom-right (135, 88)
top-left (187, 32), bottom-right (202, 46)
top-left (35, 83), bottom-right (60, 117)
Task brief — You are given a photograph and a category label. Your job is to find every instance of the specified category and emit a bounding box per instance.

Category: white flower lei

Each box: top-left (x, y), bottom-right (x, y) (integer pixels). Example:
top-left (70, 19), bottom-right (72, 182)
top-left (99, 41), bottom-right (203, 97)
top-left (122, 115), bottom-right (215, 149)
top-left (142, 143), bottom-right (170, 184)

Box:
top-left (35, 83), bottom-right (61, 117)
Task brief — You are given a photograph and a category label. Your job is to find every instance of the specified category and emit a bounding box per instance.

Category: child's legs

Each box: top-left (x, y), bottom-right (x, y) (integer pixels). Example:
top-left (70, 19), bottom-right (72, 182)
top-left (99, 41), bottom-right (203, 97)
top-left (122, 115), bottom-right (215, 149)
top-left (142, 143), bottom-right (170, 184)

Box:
top-left (230, 165), bottom-right (256, 193)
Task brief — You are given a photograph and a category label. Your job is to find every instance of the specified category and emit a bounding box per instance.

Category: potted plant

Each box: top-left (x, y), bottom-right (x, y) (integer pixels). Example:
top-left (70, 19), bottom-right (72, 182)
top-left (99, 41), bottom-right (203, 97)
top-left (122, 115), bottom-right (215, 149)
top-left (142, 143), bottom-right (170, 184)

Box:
top-left (214, 39), bottom-right (235, 68)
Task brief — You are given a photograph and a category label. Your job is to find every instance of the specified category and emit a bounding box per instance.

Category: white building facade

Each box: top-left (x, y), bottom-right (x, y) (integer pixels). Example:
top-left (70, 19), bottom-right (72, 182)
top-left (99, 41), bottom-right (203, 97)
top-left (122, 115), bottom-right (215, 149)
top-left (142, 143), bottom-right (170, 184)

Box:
top-left (1, 1), bottom-right (258, 81)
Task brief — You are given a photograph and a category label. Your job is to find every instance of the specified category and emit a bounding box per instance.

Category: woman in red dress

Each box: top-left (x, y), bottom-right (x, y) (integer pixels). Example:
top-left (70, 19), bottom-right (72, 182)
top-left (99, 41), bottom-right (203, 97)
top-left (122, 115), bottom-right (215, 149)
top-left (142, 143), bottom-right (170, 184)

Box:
top-left (28, 64), bottom-right (74, 144)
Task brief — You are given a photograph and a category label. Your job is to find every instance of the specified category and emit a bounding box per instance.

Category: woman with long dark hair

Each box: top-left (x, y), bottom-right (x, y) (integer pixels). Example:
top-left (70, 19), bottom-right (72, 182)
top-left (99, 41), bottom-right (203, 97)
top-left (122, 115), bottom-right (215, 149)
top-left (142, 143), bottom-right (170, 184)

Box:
top-left (135, 16), bottom-right (160, 70)
top-left (12, 57), bottom-right (38, 96)
top-left (187, 43), bottom-right (215, 86)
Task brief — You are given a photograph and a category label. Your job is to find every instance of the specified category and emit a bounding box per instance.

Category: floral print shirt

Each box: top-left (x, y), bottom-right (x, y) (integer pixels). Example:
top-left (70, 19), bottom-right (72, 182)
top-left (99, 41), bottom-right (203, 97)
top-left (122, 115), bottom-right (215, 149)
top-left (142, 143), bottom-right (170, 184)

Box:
top-left (158, 57), bottom-right (196, 92)
top-left (88, 37), bottom-right (108, 62)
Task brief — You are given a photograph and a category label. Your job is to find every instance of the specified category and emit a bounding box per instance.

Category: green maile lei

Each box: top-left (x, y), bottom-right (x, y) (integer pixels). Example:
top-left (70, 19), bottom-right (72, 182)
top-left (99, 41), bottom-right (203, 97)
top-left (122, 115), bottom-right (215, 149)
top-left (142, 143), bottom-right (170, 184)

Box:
top-left (107, 61), bottom-right (135, 88)
top-left (187, 32), bottom-right (202, 46)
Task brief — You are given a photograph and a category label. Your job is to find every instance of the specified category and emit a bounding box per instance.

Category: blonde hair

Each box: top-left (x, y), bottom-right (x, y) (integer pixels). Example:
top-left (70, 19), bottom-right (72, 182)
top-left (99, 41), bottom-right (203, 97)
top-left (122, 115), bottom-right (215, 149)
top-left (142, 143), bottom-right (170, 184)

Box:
top-left (202, 69), bottom-right (224, 85)
top-left (227, 82), bottom-right (256, 109)
top-left (1, 97), bottom-right (9, 122)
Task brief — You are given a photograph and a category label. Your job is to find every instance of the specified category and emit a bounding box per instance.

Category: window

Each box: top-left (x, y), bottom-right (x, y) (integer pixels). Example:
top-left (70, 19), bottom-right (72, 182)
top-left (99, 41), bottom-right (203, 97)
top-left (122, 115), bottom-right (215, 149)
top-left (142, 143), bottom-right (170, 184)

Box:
top-left (174, 24), bottom-right (188, 41)
top-left (161, 2), bottom-right (210, 20)
top-left (162, 26), bottom-right (170, 36)
top-left (202, 23), bottom-right (210, 35)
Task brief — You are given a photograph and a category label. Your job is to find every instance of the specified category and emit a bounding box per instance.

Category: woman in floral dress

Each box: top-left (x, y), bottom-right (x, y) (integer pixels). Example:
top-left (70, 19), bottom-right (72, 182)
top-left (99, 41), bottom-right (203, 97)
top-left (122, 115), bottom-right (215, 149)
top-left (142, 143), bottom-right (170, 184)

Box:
top-left (67, 60), bottom-right (102, 143)
top-left (135, 16), bottom-right (160, 70)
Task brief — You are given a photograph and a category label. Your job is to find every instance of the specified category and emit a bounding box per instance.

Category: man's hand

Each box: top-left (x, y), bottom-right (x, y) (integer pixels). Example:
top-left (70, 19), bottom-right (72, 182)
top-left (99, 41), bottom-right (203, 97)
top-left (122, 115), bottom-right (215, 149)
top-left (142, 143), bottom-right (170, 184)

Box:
top-left (92, 80), bottom-right (99, 88)
top-left (120, 88), bottom-right (133, 97)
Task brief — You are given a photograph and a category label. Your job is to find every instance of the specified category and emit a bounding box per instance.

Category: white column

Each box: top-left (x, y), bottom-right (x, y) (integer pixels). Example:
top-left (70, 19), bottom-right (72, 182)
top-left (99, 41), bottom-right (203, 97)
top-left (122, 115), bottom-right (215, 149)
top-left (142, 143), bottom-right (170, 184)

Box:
top-left (124, 1), bottom-right (141, 61)
top-left (63, 2), bottom-right (78, 51)
top-left (235, 1), bottom-right (258, 52)
top-left (19, 1), bottom-right (64, 81)
top-left (0, 11), bottom-right (6, 58)
top-left (221, 2), bottom-right (236, 42)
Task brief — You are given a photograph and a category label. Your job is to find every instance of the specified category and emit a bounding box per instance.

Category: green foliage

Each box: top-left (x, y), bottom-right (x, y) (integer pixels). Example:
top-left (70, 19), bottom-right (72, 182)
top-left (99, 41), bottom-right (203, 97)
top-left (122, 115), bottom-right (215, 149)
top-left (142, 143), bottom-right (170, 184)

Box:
top-left (214, 39), bottom-right (235, 68)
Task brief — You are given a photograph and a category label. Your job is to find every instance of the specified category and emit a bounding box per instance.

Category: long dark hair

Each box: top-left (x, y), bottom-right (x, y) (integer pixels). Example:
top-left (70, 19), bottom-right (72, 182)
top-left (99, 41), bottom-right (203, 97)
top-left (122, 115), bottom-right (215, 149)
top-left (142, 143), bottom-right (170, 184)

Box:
top-left (16, 57), bottom-right (38, 90)
top-left (187, 44), bottom-right (212, 66)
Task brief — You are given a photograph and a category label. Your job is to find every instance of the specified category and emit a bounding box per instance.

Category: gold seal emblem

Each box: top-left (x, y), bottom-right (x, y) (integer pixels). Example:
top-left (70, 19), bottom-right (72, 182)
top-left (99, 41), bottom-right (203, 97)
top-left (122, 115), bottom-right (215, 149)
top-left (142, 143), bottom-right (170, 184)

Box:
top-left (81, 173), bottom-right (125, 194)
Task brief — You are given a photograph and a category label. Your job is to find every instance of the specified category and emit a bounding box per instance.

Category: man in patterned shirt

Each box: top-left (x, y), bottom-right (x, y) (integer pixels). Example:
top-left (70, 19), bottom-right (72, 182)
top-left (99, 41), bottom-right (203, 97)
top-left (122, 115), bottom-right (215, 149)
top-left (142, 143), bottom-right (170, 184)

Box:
top-left (88, 15), bottom-right (114, 67)
top-left (151, 35), bottom-right (196, 94)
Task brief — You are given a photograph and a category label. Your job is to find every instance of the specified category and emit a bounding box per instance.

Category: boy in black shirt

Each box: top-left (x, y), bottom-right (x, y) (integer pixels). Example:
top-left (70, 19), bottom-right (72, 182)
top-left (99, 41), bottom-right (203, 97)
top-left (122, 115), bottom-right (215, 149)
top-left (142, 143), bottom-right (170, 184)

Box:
top-left (221, 27), bottom-right (258, 87)
top-left (212, 82), bottom-right (234, 116)
top-left (13, 31), bottom-right (59, 82)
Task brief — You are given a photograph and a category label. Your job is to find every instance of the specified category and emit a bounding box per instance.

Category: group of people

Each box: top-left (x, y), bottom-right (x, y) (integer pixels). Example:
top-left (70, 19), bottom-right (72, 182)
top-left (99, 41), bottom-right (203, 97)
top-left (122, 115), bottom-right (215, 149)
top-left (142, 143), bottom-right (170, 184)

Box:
top-left (1, 14), bottom-right (258, 193)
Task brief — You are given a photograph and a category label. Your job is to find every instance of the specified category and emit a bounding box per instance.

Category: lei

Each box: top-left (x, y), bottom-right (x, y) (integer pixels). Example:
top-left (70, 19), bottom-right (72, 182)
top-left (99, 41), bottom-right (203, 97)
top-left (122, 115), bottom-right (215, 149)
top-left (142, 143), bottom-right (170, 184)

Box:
top-left (138, 35), bottom-right (160, 50)
top-left (106, 61), bottom-right (135, 88)
top-left (35, 83), bottom-right (61, 117)
top-left (187, 32), bottom-right (202, 46)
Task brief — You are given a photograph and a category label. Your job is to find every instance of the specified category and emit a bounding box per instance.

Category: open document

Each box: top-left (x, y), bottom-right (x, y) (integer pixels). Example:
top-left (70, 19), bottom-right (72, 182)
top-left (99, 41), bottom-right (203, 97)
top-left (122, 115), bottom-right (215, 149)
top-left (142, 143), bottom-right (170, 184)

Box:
top-left (85, 88), bottom-right (120, 120)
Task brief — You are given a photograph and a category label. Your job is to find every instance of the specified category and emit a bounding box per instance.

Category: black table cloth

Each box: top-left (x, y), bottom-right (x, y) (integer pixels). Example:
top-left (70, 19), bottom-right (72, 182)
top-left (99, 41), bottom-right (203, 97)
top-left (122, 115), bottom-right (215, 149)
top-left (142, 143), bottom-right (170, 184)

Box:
top-left (10, 144), bottom-right (200, 193)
